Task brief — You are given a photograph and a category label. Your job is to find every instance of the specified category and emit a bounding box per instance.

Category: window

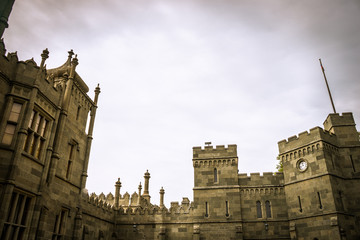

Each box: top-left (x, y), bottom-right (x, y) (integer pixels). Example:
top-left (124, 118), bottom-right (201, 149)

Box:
top-left (76, 106), bottom-right (81, 121)
top-left (1, 190), bottom-right (32, 240)
top-left (214, 168), bottom-right (218, 183)
top-left (256, 201), bottom-right (262, 218)
top-left (317, 192), bottom-right (323, 209)
top-left (350, 155), bottom-right (356, 172)
top-left (52, 209), bottom-right (67, 240)
top-left (265, 200), bottom-right (272, 218)
top-left (1, 102), bottom-right (22, 145)
top-left (66, 144), bottom-right (76, 179)
top-left (225, 201), bottom-right (229, 217)
top-left (24, 110), bottom-right (48, 159)
top-left (298, 196), bottom-right (302, 212)
top-left (98, 230), bottom-right (104, 240)
top-left (205, 202), bottom-right (209, 217)
top-left (339, 191), bottom-right (344, 211)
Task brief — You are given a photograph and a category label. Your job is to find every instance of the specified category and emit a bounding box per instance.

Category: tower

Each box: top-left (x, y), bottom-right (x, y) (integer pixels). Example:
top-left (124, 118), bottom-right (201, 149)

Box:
top-left (278, 113), bottom-right (360, 240)
top-left (0, 47), bottom-right (100, 239)
top-left (192, 144), bottom-right (242, 239)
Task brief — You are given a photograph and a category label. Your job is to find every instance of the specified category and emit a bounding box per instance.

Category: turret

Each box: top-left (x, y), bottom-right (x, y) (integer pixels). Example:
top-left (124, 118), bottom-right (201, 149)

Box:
top-left (193, 144), bottom-right (238, 187)
top-left (323, 112), bottom-right (360, 147)
top-left (138, 182), bottom-right (142, 205)
top-left (142, 170), bottom-right (151, 203)
top-left (159, 187), bottom-right (165, 208)
top-left (114, 178), bottom-right (121, 208)
top-left (192, 144), bottom-right (241, 221)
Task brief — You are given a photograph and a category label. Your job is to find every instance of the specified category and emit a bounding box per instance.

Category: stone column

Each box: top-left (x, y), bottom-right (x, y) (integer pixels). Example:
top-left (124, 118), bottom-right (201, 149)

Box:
top-left (143, 170), bottom-right (151, 203)
top-left (81, 84), bottom-right (101, 190)
top-left (114, 178), bottom-right (121, 208)
top-left (159, 187), bottom-right (165, 208)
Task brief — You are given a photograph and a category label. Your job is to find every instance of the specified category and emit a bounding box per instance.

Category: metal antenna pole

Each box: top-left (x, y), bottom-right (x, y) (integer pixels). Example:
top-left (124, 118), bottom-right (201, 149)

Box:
top-left (319, 59), bottom-right (337, 114)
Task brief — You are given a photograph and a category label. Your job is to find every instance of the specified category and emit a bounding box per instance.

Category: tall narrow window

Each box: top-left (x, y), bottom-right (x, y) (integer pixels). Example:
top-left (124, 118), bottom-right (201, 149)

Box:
top-left (339, 191), bottom-right (344, 211)
top-left (317, 192), bottom-right (323, 209)
top-left (1, 102), bottom-right (22, 145)
top-left (66, 144), bottom-right (75, 179)
top-left (350, 155), bottom-right (356, 172)
top-left (256, 201), bottom-right (262, 218)
top-left (52, 209), bottom-right (67, 240)
top-left (24, 110), bottom-right (48, 160)
top-left (265, 200), bottom-right (272, 218)
top-left (76, 106), bottom-right (81, 120)
top-left (214, 168), bottom-right (218, 183)
top-left (298, 196), bottom-right (302, 212)
top-left (225, 201), bottom-right (229, 217)
top-left (98, 230), bottom-right (104, 240)
top-left (205, 202), bottom-right (209, 217)
top-left (331, 155), bottom-right (335, 169)
top-left (0, 190), bottom-right (32, 240)
top-left (85, 109), bottom-right (91, 134)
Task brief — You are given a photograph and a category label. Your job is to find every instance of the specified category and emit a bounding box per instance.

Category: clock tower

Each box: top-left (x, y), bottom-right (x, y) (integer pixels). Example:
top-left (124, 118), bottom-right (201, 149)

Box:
top-left (278, 113), bottom-right (360, 240)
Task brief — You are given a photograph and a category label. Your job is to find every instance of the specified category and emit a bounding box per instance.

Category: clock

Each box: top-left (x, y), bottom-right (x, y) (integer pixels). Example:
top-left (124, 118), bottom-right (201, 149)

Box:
top-left (297, 159), bottom-right (308, 171)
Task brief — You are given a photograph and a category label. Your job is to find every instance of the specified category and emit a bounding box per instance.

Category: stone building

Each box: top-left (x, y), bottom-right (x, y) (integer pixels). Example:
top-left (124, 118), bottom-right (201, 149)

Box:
top-left (0, 1), bottom-right (360, 239)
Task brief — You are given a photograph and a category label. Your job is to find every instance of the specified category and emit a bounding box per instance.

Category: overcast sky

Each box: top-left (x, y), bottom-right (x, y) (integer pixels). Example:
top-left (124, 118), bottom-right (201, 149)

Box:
top-left (4, 0), bottom-right (360, 206)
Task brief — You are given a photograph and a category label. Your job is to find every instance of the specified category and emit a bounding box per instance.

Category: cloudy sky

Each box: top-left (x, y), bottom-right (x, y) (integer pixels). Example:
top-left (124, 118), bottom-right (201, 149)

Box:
top-left (4, 0), bottom-right (360, 206)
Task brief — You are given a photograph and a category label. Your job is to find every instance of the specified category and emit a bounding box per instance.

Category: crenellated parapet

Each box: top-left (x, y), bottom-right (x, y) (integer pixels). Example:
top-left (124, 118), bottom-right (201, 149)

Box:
top-left (115, 198), bottom-right (194, 216)
top-left (83, 190), bottom-right (113, 211)
top-left (238, 172), bottom-right (284, 186)
top-left (278, 126), bottom-right (337, 155)
top-left (193, 145), bottom-right (238, 167)
top-left (193, 144), bottom-right (237, 159)
top-left (323, 112), bottom-right (356, 131)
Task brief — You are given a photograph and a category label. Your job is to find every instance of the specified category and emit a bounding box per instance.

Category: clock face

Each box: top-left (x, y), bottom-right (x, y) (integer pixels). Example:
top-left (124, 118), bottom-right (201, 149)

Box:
top-left (298, 160), bottom-right (308, 171)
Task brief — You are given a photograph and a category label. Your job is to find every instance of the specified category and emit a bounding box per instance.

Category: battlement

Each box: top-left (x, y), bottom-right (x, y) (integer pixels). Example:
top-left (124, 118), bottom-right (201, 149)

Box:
top-left (323, 112), bottom-right (355, 131)
top-left (81, 191), bottom-right (115, 213)
top-left (193, 144), bottom-right (237, 160)
top-left (238, 172), bottom-right (284, 186)
top-left (278, 126), bottom-right (337, 154)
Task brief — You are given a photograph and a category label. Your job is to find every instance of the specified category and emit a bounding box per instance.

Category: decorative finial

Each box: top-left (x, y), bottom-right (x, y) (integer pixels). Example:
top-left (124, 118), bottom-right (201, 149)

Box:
top-left (40, 48), bottom-right (49, 69)
top-left (205, 142), bottom-right (212, 146)
top-left (72, 54), bottom-right (79, 67)
top-left (41, 48), bottom-right (49, 60)
top-left (116, 178), bottom-right (121, 185)
top-left (95, 83), bottom-right (100, 93)
top-left (68, 49), bottom-right (74, 58)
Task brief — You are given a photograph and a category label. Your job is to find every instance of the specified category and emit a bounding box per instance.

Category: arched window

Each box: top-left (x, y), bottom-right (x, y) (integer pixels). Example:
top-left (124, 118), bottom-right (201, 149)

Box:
top-left (256, 201), bottom-right (262, 218)
top-left (265, 200), bottom-right (272, 218)
top-left (214, 168), bottom-right (218, 183)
